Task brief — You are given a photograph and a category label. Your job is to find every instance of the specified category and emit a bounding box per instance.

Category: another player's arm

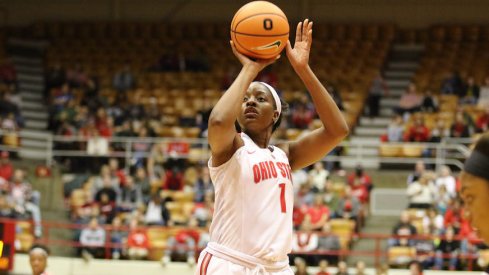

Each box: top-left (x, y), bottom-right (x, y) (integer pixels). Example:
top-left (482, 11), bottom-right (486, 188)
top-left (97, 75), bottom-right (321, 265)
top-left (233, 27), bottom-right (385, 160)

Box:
top-left (282, 19), bottom-right (349, 170)
top-left (208, 42), bottom-right (278, 166)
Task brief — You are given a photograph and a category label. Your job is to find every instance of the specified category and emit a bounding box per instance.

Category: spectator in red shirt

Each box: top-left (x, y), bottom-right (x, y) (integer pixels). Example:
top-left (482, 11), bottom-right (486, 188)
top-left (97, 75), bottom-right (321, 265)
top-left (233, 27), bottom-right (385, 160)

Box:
top-left (450, 113), bottom-right (470, 138)
top-left (347, 165), bottom-right (372, 203)
top-left (316, 259), bottom-right (330, 275)
top-left (127, 219), bottom-right (149, 260)
top-left (476, 107), bottom-right (489, 133)
top-left (444, 199), bottom-right (467, 233)
top-left (0, 151), bottom-right (13, 182)
top-left (306, 195), bottom-right (330, 231)
top-left (405, 116), bottom-right (430, 142)
top-left (108, 158), bottom-right (126, 187)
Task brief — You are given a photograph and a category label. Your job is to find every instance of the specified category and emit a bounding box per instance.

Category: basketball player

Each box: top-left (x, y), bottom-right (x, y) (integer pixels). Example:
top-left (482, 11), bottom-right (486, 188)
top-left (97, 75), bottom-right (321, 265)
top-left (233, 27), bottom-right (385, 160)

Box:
top-left (196, 19), bottom-right (349, 274)
top-left (29, 245), bottom-right (51, 275)
top-left (460, 133), bottom-right (489, 274)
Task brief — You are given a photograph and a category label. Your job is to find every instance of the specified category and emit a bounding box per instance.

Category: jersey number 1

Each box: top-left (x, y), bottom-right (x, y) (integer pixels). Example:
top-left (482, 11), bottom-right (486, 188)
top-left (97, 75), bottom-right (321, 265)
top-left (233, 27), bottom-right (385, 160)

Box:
top-left (279, 183), bottom-right (286, 213)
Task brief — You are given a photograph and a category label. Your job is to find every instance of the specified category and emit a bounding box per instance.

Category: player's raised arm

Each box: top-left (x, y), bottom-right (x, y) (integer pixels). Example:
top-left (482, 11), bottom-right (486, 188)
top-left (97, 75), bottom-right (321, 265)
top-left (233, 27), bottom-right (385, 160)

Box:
top-left (208, 42), bottom-right (279, 167)
top-left (284, 19), bottom-right (349, 170)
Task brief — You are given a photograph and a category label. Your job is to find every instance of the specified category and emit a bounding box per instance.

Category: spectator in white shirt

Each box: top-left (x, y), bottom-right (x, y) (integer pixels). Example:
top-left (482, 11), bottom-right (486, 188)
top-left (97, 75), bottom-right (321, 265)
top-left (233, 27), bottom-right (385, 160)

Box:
top-left (144, 194), bottom-right (171, 226)
top-left (308, 162), bottom-right (329, 193)
top-left (435, 165), bottom-right (457, 198)
top-left (407, 172), bottom-right (437, 209)
top-left (80, 217), bottom-right (106, 260)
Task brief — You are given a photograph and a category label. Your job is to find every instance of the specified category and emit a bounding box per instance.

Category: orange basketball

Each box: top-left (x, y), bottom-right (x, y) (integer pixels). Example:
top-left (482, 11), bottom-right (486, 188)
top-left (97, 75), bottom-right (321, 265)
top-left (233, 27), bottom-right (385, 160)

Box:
top-left (230, 1), bottom-right (289, 59)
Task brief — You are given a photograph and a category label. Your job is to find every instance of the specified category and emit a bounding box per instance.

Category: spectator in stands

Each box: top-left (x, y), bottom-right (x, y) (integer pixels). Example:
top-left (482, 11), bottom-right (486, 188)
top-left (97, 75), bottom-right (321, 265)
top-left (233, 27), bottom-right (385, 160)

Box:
top-left (336, 261), bottom-right (350, 275)
top-left (387, 115), bottom-right (404, 142)
top-left (434, 226), bottom-right (460, 270)
top-left (192, 192), bottom-right (213, 227)
top-left (479, 76), bottom-right (489, 108)
top-left (147, 142), bottom-right (166, 181)
top-left (0, 151), bottom-right (13, 181)
top-left (294, 257), bottom-right (310, 275)
top-left (475, 107), bottom-right (489, 133)
top-left (433, 185), bottom-right (451, 215)
top-left (256, 66), bottom-right (278, 88)
top-left (317, 223), bottom-right (341, 260)
top-left (291, 101), bottom-right (314, 129)
top-left (28, 244), bottom-right (50, 275)
top-left (162, 219), bottom-right (197, 267)
top-left (394, 83), bottom-right (422, 121)
top-left (131, 127), bottom-right (151, 168)
top-left (444, 198), bottom-right (467, 233)
top-left (108, 158), bottom-right (126, 186)
top-left (336, 186), bottom-right (361, 224)
top-left (117, 175), bottom-right (142, 213)
top-left (316, 259), bottom-right (330, 275)
top-left (407, 161), bottom-right (426, 185)
top-left (296, 182), bottom-right (315, 208)
top-left (112, 64), bottom-right (136, 93)
top-left (196, 97), bottom-right (213, 137)
top-left (354, 261), bottom-right (366, 275)
top-left (97, 192), bottom-right (116, 224)
top-left (9, 169), bottom-right (42, 237)
top-left (127, 218), bottom-right (149, 260)
top-left (429, 119), bottom-right (449, 143)
top-left (110, 216), bottom-right (127, 259)
top-left (407, 172), bottom-right (437, 209)
top-left (0, 59), bottom-right (17, 86)
top-left (435, 165), bottom-right (457, 198)
top-left (347, 165), bottom-right (373, 198)
top-left (404, 116), bottom-right (430, 142)
top-left (0, 193), bottom-right (14, 218)
top-left (408, 260), bottom-right (423, 275)
top-left (450, 112), bottom-right (470, 138)
top-left (420, 90), bottom-right (438, 113)
top-left (292, 221), bottom-right (319, 265)
top-left (94, 176), bottom-right (117, 205)
top-left (422, 208), bottom-right (444, 236)
top-left (389, 211), bottom-right (417, 247)
top-left (134, 167), bottom-right (151, 203)
top-left (293, 168), bottom-right (310, 195)
top-left (92, 165), bottom-right (119, 199)
top-left (308, 162), bottom-right (329, 193)
top-left (80, 217), bottom-right (106, 260)
top-left (193, 166), bottom-right (213, 203)
top-left (441, 71), bottom-right (463, 95)
top-left (144, 194), bottom-right (171, 226)
top-left (368, 72), bottom-right (389, 117)
top-left (460, 76), bottom-right (480, 105)
top-left (305, 195), bottom-right (330, 231)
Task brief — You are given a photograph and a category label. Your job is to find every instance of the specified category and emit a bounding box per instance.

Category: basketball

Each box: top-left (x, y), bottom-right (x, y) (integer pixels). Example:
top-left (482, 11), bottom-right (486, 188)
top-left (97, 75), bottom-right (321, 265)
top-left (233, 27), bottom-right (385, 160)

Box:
top-left (230, 1), bottom-right (289, 59)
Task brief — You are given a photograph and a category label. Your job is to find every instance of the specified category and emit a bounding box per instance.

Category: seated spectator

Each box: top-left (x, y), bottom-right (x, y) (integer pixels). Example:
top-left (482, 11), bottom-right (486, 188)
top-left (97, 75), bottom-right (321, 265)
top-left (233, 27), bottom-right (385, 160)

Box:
top-left (316, 259), bottom-right (330, 275)
top-left (192, 192), bottom-right (213, 228)
top-left (117, 175), bottom-right (143, 213)
top-left (450, 113), bottom-right (470, 138)
top-left (134, 168), bottom-right (151, 204)
top-left (9, 169), bottom-right (42, 237)
top-left (292, 168), bottom-right (310, 195)
top-left (428, 119), bottom-right (449, 143)
top-left (294, 257), bottom-right (310, 275)
top-left (408, 260), bottom-right (424, 275)
top-left (305, 195), bottom-right (330, 231)
top-left (414, 234), bottom-right (436, 269)
top-left (193, 166), bottom-right (213, 203)
top-left (92, 165), bottom-right (120, 200)
top-left (460, 76), bottom-right (480, 105)
top-left (110, 216), bottom-right (127, 259)
top-left (407, 172), bottom-right (436, 209)
top-left (336, 261), bottom-right (350, 275)
top-left (433, 185), bottom-right (451, 215)
top-left (144, 194), bottom-right (171, 226)
top-left (147, 142), bottom-right (167, 181)
top-left (434, 227), bottom-right (460, 270)
top-left (435, 165), bottom-right (456, 198)
top-left (162, 222), bottom-right (197, 266)
top-left (444, 199), bottom-right (467, 233)
top-left (291, 102), bottom-right (314, 129)
top-left (347, 165), bottom-right (372, 200)
top-left (407, 161), bottom-right (426, 185)
top-left (394, 83), bottom-right (422, 120)
top-left (97, 193), bottom-right (116, 224)
top-left (387, 115), bottom-right (404, 142)
top-left (112, 64), bottom-right (135, 93)
top-left (336, 186), bottom-right (361, 223)
top-left (479, 76), bottom-right (489, 108)
top-left (441, 71), bottom-right (463, 95)
top-left (292, 221), bottom-right (319, 265)
top-left (0, 193), bottom-right (14, 218)
top-left (389, 211), bottom-right (417, 247)
top-left (108, 158), bottom-right (126, 186)
top-left (127, 218), bottom-right (149, 260)
top-left (367, 72), bottom-right (388, 118)
top-left (354, 261), bottom-right (366, 275)
top-left (420, 90), bottom-right (438, 113)
top-left (404, 116), bottom-right (430, 142)
top-left (308, 162), bottom-right (329, 193)
top-left (422, 208), bottom-right (444, 236)
top-left (475, 107), bottom-right (489, 133)
top-left (94, 176), bottom-right (117, 205)
top-left (80, 217), bottom-right (106, 260)
top-left (317, 223), bottom-right (341, 264)
top-left (0, 151), bottom-right (13, 181)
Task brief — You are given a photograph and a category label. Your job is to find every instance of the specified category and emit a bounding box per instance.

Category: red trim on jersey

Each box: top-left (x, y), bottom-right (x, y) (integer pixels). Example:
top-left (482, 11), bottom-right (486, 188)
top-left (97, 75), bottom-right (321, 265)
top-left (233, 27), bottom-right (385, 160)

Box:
top-left (200, 252), bottom-right (212, 275)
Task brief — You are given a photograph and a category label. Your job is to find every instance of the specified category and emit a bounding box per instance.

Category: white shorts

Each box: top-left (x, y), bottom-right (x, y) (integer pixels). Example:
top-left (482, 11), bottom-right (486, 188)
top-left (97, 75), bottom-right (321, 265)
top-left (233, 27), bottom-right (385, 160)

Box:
top-left (195, 251), bottom-right (294, 275)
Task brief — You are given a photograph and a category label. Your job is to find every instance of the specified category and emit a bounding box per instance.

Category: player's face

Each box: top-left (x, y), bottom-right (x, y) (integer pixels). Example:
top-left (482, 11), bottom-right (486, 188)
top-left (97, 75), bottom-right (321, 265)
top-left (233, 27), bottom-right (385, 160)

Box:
top-left (29, 253), bottom-right (47, 275)
top-left (238, 82), bottom-right (277, 132)
top-left (460, 172), bottom-right (489, 243)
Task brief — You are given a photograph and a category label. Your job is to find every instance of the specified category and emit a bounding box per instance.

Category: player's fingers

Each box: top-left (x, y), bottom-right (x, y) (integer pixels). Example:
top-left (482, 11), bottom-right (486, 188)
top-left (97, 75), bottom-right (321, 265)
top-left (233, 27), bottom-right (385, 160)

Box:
top-left (296, 21), bottom-right (302, 42)
top-left (302, 19), bottom-right (309, 39)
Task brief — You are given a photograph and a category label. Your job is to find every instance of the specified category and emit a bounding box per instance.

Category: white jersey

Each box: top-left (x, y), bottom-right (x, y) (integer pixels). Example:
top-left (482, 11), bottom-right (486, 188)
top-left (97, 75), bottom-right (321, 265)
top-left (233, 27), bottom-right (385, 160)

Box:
top-left (208, 132), bottom-right (294, 262)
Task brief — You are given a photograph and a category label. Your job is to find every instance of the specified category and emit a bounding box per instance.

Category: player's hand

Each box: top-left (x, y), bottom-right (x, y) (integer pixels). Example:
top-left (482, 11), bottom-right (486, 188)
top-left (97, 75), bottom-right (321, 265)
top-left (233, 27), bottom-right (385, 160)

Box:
top-left (230, 41), bottom-right (280, 73)
top-left (286, 19), bottom-right (313, 70)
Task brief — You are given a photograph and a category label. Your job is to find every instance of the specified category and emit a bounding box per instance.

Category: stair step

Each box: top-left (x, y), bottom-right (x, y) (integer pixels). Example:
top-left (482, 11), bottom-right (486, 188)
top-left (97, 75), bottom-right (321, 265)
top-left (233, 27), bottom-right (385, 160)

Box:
top-left (19, 83), bottom-right (43, 92)
top-left (354, 126), bottom-right (386, 136)
top-left (341, 157), bottom-right (380, 169)
top-left (15, 65), bottom-right (43, 74)
top-left (11, 56), bottom-right (42, 65)
top-left (392, 44), bottom-right (425, 52)
top-left (20, 129), bottom-right (52, 139)
top-left (19, 148), bottom-right (48, 160)
top-left (17, 74), bottom-right (44, 83)
top-left (25, 120), bottom-right (47, 130)
top-left (21, 101), bottom-right (45, 110)
top-left (346, 147), bottom-right (378, 156)
top-left (385, 79), bottom-right (411, 88)
top-left (21, 91), bottom-right (43, 101)
top-left (21, 139), bottom-right (47, 148)
top-left (360, 117), bottom-right (391, 126)
top-left (380, 97), bottom-right (399, 108)
top-left (384, 71), bottom-right (415, 79)
top-left (380, 108), bottom-right (394, 117)
top-left (22, 110), bottom-right (48, 120)
top-left (387, 62), bottom-right (418, 70)
top-left (388, 88), bottom-right (405, 97)
top-left (350, 136), bottom-right (381, 145)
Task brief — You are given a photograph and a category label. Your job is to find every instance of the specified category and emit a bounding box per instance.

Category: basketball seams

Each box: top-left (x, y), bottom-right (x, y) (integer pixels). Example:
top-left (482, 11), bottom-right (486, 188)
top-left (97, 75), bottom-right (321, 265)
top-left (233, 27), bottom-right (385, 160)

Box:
top-left (230, 30), bottom-right (289, 37)
top-left (233, 13), bottom-right (288, 32)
